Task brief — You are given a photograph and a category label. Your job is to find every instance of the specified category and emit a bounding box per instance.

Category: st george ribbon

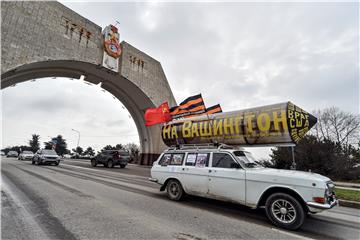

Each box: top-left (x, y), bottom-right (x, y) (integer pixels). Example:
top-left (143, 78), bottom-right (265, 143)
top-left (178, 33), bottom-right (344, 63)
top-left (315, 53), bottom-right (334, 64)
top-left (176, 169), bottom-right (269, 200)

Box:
top-left (161, 102), bottom-right (317, 147)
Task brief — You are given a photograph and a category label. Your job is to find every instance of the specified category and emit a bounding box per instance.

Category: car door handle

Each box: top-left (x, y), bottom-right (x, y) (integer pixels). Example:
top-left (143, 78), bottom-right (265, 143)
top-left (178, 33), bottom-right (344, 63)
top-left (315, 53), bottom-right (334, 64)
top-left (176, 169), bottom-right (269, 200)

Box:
top-left (209, 170), bottom-right (212, 173)
top-left (182, 168), bottom-right (185, 171)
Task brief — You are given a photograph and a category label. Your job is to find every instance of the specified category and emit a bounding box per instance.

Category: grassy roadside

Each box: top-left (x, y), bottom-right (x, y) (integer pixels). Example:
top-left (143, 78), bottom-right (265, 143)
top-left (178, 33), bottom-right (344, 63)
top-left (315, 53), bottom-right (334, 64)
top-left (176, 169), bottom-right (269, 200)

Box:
top-left (335, 188), bottom-right (360, 202)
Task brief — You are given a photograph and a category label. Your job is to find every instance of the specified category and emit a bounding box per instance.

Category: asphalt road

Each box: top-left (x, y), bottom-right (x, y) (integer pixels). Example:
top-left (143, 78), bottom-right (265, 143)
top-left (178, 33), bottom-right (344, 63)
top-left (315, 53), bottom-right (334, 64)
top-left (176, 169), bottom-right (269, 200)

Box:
top-left (1, 157), bottom-right (359, 240)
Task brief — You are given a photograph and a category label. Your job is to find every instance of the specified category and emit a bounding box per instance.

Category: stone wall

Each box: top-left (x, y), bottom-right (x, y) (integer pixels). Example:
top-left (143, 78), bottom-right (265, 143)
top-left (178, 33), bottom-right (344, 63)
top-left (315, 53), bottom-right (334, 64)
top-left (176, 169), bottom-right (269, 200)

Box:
top-left (1, 1), bottom-right (102, 74)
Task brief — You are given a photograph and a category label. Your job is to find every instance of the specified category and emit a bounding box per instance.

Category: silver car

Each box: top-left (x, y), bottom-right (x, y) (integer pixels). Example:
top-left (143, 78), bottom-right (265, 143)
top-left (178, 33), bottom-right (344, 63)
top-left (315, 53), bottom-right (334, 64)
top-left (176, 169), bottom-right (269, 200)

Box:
top-left (7, 151), bottom-right (18, 158)
top-left (32, 149), bottom-right (60, 166)
top-left (18, 151), bottom-right (34, 161)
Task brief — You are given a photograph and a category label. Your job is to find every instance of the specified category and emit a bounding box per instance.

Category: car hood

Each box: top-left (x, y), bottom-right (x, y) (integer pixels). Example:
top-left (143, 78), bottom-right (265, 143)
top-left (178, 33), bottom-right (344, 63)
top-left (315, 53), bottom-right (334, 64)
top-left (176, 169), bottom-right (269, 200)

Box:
top-left (246, 167), bottom-right (331, 188)
top-left (23, 154), bottom-right (34, 157)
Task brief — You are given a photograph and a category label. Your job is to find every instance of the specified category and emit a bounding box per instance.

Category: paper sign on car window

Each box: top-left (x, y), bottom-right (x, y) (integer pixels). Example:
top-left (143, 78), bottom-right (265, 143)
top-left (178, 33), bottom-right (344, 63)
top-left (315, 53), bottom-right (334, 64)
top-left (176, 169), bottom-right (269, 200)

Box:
top-left (196, 153), bottom-right (208, 168)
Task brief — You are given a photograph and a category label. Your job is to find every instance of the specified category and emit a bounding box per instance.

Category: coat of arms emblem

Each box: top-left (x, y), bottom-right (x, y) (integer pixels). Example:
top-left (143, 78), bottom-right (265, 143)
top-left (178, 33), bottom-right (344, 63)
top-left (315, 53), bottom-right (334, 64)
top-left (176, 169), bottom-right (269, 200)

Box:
top-left (102, 24), bottom-right (121, 72)
top-left (104, 25), bottom-right (121, 58)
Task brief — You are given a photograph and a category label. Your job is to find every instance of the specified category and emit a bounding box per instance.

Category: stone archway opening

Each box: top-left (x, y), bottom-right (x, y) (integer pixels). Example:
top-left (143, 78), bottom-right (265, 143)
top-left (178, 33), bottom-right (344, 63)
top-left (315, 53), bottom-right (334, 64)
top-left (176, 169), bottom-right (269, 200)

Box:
top-left (1, 60), bottom-right (166, 164)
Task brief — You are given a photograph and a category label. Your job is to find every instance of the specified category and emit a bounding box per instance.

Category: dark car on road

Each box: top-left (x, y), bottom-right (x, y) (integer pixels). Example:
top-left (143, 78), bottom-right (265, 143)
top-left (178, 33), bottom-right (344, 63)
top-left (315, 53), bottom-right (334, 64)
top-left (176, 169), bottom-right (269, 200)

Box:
top-left (91, 150), bottom-right (129, 168)
top-left (32, 149), bottom-right (61, 166)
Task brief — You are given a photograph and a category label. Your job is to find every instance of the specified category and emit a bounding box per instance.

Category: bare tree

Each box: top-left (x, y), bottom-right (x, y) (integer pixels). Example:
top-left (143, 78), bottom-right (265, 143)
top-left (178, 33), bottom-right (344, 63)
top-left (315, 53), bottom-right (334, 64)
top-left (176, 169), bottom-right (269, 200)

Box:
top-left (312, 107), bottom-right (360, 153)
top-left (124, 143), bottom-right (140, 163)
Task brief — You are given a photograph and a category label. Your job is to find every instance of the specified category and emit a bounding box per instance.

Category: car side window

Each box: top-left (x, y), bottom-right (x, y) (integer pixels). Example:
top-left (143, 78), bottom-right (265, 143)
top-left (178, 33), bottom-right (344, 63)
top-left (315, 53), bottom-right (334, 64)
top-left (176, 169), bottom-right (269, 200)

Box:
top-left (212, 153), bottom-right (236, 168)
top-left (159, 153), bottom-right (172, 166)
top-left (185, 153), bottom-right (210, 167)
top-left (170, 153), bottom-right (184, 165)
top-left (185, 153), bottom-right (197, 166)
top-left (196, 153), bottom-right (209, 167)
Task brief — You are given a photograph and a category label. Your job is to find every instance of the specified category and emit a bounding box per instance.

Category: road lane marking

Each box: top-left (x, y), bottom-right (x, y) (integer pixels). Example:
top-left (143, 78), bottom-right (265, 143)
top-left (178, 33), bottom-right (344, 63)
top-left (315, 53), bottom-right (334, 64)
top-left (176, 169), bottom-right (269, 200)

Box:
top-left (61, 162), bottom-right (150, 179)
top-left (45, 164), bottom-right (159, 190)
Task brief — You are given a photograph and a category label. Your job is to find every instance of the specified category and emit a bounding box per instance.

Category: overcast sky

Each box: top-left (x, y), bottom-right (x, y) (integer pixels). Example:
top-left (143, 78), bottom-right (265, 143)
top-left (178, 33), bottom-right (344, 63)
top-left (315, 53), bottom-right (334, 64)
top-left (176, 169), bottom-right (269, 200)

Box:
top-left (1, 1), bottom-right (358, 159)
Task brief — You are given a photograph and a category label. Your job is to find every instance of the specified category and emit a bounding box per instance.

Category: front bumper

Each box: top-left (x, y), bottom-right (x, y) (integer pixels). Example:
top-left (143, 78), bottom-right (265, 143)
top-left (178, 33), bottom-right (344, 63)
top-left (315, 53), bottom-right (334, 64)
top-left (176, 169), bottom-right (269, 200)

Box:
top-left (42, 158), bottom-right (60, 162)
top-left (307, 198), bottom-right (338, 213)
top-left (148, 178), bottom-right (158, 183)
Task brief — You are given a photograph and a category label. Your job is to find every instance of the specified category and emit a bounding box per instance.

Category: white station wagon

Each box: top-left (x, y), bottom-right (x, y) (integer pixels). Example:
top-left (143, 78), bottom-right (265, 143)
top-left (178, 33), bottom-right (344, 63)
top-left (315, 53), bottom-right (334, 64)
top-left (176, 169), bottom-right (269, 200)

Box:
top-left (150, 145), bottom-right (337, 230)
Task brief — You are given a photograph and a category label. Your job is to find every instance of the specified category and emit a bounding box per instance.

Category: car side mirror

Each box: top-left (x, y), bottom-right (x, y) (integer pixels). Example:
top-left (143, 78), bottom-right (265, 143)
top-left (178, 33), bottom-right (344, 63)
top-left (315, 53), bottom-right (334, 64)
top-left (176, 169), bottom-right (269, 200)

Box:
top-left (231, 162), bottom-right (241, 169)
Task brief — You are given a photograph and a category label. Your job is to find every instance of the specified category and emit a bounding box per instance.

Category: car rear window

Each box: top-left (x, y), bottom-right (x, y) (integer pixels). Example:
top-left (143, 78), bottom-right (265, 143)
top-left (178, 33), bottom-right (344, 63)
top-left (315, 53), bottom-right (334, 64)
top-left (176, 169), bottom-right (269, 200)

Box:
top-left (158, 153), bottom-right (184, 166)
top-left (159, 154), bottom-right (171, 166)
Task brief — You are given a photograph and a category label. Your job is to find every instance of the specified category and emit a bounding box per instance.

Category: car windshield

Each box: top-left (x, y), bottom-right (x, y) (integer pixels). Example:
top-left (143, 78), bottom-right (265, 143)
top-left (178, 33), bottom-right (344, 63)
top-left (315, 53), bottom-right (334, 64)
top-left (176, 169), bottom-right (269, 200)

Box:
top-left (233, 151), bottom-right (261, 168)
top-left (42, 150), bottom-right (57, 155)
top-left (23, 151), bottom-right (33, 154)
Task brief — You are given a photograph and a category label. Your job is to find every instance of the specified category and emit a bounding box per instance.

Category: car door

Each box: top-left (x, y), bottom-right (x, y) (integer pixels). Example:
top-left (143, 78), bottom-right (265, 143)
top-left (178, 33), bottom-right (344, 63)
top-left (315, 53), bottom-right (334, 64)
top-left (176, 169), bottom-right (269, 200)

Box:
top-left (208, 152), bottom-right (246, 204)
top-left (178, 152), bottom-right (210, 197)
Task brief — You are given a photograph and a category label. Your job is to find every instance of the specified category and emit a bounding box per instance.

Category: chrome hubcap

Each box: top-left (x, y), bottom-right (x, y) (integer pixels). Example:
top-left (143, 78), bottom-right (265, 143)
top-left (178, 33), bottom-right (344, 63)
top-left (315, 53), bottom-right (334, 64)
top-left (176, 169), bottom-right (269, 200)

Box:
top-left (280, 207), bottom-right (287, 215)
top-left (271, 199), bottom-right (296, 224)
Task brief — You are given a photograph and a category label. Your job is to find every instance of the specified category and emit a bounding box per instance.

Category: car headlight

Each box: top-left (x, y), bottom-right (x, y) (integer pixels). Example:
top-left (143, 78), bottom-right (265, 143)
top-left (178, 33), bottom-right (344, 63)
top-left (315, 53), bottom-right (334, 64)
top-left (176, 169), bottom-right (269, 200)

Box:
top-left (325, 181), bottom-right (335, 197)
top-left (325, 186), bottom-right (331, 197)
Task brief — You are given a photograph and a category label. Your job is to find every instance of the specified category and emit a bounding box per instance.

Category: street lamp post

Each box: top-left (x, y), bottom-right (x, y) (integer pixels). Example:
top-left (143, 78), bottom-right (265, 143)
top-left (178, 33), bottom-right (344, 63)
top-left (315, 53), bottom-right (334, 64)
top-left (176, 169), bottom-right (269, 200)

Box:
top-left (71, 128), bottom-right (80, 148)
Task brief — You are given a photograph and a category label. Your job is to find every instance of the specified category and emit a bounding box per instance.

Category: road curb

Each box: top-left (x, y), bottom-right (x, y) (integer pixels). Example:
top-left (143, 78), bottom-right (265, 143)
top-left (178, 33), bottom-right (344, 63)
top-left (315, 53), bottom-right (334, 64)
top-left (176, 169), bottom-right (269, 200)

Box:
top-left (338, 199), bottom-right (360, 209)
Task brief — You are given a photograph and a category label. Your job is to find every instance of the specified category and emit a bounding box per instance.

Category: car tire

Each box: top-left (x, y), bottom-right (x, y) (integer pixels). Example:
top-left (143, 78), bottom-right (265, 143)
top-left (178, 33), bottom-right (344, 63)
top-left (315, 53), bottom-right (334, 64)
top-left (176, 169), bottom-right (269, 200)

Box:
top-left (166, 179), bottom-right (184, 201)
top-left (120, 164), bottom-right (126, 168)
top-left (265, 192), bottom-right (306, 230)
top-left (91, 159), bottom-right (97, 167)
top-left (54, 161), bottom-right (60, 166)
top-left (107, 160), bottom-right (114, 168)
top-left (32, 160), bottom-right (35, 165)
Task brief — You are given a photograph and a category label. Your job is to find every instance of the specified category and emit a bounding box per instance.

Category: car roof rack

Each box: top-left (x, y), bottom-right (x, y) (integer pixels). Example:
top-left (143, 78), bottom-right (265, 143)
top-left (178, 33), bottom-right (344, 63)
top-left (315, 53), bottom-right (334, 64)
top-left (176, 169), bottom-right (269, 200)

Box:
top-left (167, 143), bottom-right (235, 151)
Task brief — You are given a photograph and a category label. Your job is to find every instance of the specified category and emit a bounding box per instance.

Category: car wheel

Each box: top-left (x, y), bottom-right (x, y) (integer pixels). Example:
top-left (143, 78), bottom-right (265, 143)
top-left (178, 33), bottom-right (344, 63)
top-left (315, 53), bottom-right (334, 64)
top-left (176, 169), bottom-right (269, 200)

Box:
top-left (265, 193), bottom-right (305, 230)
top-left (107, 160), bottom-right (113, 168)
top-left (54, 161), bottom-right (60, 166)
top-left (120, 164), bottom-right (126, 168)
top-left (166, 179), bottom-right (184, 201)
top-left (91, 159), bottom-right (97, 167)
top-left (32, 160), bottom-right (35, 165)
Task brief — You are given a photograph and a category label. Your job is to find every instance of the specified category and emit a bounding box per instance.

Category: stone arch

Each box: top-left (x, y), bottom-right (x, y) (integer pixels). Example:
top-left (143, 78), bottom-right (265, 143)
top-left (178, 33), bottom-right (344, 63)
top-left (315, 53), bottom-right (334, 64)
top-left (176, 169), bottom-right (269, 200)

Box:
top-left (1, 60), bottom-right (166, 164)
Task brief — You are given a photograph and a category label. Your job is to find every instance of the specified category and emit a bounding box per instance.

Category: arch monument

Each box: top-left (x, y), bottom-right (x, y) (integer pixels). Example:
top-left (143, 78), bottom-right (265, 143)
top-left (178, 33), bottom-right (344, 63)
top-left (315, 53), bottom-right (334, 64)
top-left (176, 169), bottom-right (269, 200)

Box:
top-left (1, 1), bottom-right (177, 165)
